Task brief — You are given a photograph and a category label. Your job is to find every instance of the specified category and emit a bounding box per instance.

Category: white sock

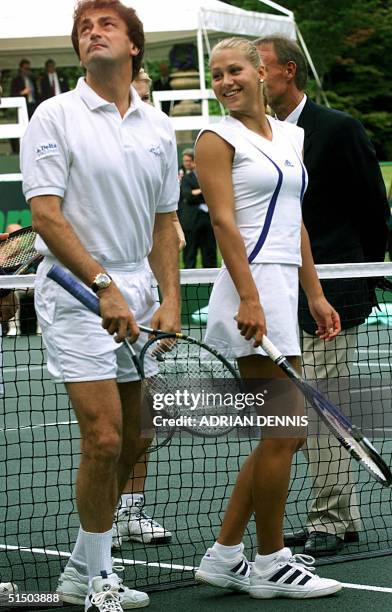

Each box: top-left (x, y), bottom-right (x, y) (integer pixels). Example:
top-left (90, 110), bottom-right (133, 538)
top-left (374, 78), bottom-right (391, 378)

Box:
top-left (120, 493), bottom-right (144, 508)
top-left (212, 541), bottom-right (243, 559)
top-left (81, 528), bottom-right (113, 583)
top-left (255, 548), bottom-right (286, 570)
top-left (68, 527), bottom-right (87, 575)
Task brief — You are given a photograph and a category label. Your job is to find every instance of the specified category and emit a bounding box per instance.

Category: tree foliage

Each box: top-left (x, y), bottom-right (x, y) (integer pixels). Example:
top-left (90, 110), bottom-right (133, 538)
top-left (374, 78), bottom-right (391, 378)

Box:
top-left (223, 0), bottom-right (392, 159)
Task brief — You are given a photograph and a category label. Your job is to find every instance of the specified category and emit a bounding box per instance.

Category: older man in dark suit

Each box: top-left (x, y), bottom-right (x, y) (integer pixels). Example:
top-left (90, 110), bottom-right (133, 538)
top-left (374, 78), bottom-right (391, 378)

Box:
top-left (256, 35), bottom-right (389, 557)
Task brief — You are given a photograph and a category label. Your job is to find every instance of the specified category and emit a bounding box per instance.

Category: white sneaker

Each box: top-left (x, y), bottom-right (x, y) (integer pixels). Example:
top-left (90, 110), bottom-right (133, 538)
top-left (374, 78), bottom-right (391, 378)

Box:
top-left (249, 548), bottom-right (342, 599)
top-left (86, 573), bottom-right (149, 611)
top-left (57, 566), bottom-right (149, 609)
top-left (0, 583), bottom-right (17, 593)
top-left (113, 497), bottom-right (172, 547)
top-left (195, 543), bottom-right (251, 592)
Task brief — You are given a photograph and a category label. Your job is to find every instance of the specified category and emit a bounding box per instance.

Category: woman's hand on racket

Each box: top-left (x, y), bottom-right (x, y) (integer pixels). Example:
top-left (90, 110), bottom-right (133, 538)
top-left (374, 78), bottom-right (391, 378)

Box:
top-left (308, 296), bottom-right (341, 341)
top-left (236, 297), bottom-right (266, 347)
top-left (98, 284), bottom-right (139, 343)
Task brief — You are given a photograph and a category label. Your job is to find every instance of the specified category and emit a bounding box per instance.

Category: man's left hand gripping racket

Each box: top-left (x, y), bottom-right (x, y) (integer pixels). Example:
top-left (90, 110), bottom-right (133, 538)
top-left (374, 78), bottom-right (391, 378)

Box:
top-left (261, 336), bottom-right (392, 487)
top-left (47, 265), bottom-right (243, 444)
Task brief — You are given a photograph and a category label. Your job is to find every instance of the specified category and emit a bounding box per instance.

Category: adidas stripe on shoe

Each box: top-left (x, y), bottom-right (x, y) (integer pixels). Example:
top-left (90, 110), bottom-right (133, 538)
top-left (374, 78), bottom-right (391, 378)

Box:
top-left (195, 543), bottom-right (250, 592)
top-left (249, 548), bottom-right (341, 599)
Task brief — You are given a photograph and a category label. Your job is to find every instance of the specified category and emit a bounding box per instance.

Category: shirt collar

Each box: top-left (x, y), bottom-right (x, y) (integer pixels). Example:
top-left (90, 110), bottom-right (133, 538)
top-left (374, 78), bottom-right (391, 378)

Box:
top-left (284, 94), bottom-right (307, 125)
top-left (76, 76), bottom-right (143, 115)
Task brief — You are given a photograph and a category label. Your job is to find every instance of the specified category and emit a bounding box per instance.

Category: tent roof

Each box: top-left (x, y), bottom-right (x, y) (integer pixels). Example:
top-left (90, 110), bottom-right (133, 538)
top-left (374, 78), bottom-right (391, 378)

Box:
top-left (0, 0), bottom-right (295, 63)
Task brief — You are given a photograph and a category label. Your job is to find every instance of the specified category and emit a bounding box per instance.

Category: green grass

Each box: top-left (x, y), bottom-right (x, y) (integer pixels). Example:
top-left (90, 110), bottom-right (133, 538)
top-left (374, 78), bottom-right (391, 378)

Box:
top-left (381, 163), bottom-right (392, 195)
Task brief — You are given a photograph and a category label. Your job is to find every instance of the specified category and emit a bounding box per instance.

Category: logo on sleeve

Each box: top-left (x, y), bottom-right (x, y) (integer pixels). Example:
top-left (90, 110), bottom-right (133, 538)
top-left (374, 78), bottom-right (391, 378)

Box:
top-left (35, 142), bottom-right (59, 160)
top-left (148, 144), bottom-right (162, 156)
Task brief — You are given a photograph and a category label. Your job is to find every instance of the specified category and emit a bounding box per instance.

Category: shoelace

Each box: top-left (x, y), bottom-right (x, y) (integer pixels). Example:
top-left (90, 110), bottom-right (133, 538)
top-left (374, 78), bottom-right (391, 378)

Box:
top-left (288, 553), bottom-right (316, 573)
top-left (90, 586), bottom-right (122, 611)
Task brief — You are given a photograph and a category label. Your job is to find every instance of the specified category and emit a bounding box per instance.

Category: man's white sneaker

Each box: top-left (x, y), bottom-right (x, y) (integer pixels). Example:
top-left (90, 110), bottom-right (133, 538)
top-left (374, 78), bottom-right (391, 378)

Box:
top-left (57, 566), bottom-right (149, 609)
top-left (57, 565), bottom-right (88, 605)
top-left (113, 497), bottom-right (172, 547)
top-left (195, 543), bottom-right (251, 592)
top-left (0, 583), bottom-right (17, 593)
top-left (249, 548), bottom-right (342, 599)
top-left (85, 573), bottom-right (149, 612)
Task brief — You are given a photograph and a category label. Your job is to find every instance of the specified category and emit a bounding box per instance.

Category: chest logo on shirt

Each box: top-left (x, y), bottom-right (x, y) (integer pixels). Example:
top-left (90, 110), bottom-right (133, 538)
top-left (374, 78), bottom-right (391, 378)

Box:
top-left (35, 142), bottom-right (59, 160)
top-left (148, 144), bottom-right (162, 156)
top-left (284, 159), bottom-right (295, 167)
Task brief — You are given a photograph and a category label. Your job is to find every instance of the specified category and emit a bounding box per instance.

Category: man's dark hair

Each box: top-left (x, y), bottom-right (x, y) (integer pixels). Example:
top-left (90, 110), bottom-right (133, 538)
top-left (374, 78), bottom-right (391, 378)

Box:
top-left (71, 0), bottom-right (145, 77)
top-left (254, 36), bottom-right (308, 91)
top-left (19, 59), bottom-right (30, 69)
top-left (182, 148), bottom-right (194, 160)
top-left (45, 59), bottom-right (55, 69)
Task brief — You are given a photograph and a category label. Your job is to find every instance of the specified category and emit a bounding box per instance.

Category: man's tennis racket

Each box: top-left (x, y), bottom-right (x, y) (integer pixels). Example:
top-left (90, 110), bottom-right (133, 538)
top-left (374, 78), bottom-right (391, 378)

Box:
top-left (0, 227), bottom-right (42, 297)
top-left (46, 265), bottom-right (243, 448)
top-left (261, 336), bottom-right (392, 487)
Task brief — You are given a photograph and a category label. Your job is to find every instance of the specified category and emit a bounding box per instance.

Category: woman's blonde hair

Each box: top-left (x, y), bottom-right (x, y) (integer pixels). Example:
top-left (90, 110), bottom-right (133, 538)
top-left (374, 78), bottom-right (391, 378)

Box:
top-left (211, 37), bottom-right (260, 70)
top-left (135, 68), bottom-right (152, 86)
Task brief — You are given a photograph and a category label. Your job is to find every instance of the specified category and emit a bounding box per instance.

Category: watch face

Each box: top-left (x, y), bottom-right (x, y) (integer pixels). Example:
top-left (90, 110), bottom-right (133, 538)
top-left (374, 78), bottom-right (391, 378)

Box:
top-left (95, 273), bottom-right (111, 289)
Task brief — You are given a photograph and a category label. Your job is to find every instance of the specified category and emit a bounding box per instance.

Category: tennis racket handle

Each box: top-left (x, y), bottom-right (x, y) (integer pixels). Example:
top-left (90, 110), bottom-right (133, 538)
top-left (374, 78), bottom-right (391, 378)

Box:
top-left (47, 265), bottom-right (100, 316)
top-left (261, 336), bottom-right (283, 362)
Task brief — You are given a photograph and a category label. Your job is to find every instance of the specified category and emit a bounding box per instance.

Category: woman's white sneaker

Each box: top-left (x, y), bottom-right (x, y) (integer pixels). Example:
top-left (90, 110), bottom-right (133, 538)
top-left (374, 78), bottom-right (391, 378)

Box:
top-left (195, 543), bottom-right (250, 592)
top-left (249, 548), bottom-right (342, 599)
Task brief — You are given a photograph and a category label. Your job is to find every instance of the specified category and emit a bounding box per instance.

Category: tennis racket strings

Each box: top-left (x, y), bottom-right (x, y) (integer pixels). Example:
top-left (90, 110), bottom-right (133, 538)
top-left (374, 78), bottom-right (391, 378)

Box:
top-left (140, 335), bottom-right (244, 437)
top-left (0, 227), bottom-right (41, 274)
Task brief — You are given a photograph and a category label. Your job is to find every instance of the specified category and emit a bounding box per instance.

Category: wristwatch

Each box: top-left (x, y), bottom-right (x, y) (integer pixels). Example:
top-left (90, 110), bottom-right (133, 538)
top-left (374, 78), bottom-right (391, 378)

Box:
top-left (91, 272), bottom-right (112, 294)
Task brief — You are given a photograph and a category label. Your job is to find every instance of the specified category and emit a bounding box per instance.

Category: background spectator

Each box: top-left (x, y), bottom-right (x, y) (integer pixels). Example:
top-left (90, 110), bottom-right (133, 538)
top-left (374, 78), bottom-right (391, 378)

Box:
top-left (39, 59), bottom-right (69, 101)
top-left (10, 59), bottom-right (37, 153)
top-left (153, 62), bottom-right (172, 115)
top-left (179, 148), bottom-right (217, 269)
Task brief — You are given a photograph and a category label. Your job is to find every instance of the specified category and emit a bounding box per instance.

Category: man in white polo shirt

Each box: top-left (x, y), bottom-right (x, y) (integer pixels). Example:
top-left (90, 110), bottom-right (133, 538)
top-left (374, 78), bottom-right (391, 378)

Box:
top-left (21, 1), bottom-right (180, 611)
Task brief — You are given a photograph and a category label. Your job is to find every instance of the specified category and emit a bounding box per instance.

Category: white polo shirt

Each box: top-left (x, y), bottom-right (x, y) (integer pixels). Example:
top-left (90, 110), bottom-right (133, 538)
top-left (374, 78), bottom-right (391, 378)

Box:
top-left (21, 77), bottom-right (179, 264)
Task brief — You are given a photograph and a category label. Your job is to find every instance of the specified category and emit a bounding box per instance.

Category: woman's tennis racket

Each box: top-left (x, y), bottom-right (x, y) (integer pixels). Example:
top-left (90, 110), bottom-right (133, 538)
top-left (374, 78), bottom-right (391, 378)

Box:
top-left (46, 265), bottom-right (243, 449)
top-left (0, 227), bottom-right (42, 296)
top-left (261, 336), bottom-right (392, 487)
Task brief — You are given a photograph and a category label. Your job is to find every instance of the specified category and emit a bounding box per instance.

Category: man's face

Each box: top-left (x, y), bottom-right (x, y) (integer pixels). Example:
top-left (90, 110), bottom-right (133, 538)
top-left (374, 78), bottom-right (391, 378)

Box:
top-left (46, 62), bottom-right (56, 74)
top-left (20, 62), bottom-right (31, 75)
top-left (182, 155), bottom-right (195, 171)
top-left (256, 43), bottom-right (289, 109)
top-left (77, 8), bottom-right (138, 70)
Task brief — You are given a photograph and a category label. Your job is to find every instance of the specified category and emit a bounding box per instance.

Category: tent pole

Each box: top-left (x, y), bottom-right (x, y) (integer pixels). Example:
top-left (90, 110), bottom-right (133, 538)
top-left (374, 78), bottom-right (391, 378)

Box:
top-left (197, 27), bottom-right (208, 119)
top-left (296, 25), bottom-right (330, 107)
top-left (256, 0), bottom-right (293, 18)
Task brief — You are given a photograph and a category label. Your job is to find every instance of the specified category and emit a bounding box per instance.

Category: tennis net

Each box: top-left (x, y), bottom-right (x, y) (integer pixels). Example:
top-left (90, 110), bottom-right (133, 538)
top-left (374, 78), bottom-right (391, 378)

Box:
top-left (0, 262), bottom-right (392, 598)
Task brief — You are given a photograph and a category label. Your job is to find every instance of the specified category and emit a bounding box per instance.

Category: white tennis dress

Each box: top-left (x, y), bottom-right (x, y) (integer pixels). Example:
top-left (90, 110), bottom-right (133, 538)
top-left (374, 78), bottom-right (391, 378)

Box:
top-left (198, 115), bottom-right (308, 358)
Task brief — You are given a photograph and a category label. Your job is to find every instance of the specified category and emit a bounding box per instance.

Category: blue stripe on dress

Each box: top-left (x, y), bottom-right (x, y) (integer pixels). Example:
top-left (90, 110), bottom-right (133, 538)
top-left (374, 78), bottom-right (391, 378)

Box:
top-left (248, 152), bottom-right (283, 263)
top-left (299, 161), bottom-right (307, 203)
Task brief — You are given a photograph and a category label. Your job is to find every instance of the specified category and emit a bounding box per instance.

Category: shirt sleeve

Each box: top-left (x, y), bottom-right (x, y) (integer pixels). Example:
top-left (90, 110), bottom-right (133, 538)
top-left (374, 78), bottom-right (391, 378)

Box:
top-left (21, 105), bottom-right (70, 203)
top-left (156, 119), bottom-right (180, 213)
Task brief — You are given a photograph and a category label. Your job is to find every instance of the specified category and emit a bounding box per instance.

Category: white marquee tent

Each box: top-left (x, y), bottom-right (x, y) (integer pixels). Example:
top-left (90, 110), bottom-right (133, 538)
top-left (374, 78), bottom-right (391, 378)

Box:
top-left (0, 0), bottom-right (296, 69)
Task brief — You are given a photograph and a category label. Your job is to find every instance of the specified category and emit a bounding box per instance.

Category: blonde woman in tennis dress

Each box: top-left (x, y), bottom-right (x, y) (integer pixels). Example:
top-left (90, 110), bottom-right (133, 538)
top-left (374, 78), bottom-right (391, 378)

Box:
top-left (194, 38), bottom-right (342, 600)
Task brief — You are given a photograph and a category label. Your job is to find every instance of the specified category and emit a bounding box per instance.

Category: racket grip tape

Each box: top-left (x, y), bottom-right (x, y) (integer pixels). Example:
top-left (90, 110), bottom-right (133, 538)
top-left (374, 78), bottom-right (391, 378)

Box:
top-left (47, 265), bottom-right (100, 315)
top-left (261, 336), bottom-right (283, 362)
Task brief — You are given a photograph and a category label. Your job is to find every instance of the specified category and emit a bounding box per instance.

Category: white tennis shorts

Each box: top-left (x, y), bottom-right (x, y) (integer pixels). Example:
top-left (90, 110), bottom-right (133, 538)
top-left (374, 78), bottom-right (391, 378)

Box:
top-left (205, 263), bottom-right (301, 359)
top-left (35, 259), bottom-right (158, 383)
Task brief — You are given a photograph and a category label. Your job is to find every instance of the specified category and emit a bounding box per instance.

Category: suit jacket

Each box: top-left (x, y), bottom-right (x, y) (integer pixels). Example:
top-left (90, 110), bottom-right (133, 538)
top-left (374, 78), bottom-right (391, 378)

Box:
top-left (178, 170), bottom-right (206, 232)
top-left (297, 99), bottom-right (390, 332)
top-left (153, 77), bottom-right (172, 115)
top-left (40, 72), bottom-right (69, 101)
top-left (10, 73), bottom-right (38, 116)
